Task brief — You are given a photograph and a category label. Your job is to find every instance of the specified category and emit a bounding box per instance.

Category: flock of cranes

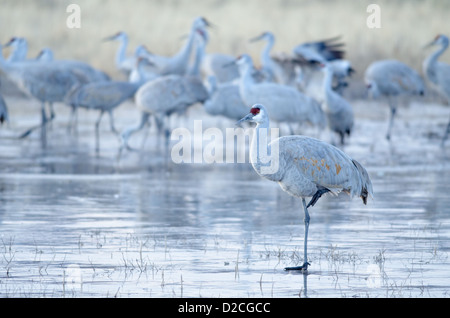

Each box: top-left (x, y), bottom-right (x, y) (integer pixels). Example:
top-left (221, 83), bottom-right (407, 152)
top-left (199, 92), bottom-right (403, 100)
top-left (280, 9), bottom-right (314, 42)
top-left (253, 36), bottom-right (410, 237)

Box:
top-left (0, 17), bottom-right (448, 150)
top-left (1, 16), bottom-right (449, 272)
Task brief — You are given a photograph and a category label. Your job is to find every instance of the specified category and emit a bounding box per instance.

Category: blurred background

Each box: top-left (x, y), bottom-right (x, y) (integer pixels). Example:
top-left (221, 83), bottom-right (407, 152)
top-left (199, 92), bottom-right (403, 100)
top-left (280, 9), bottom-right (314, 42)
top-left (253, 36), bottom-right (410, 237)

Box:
top-left (1, 0), bottom-right (448, 87)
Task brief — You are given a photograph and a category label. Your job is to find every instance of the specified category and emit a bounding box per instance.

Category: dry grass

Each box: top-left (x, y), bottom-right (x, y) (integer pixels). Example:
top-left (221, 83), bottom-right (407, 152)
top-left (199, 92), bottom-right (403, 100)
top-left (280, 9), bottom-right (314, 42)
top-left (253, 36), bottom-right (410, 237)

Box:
top-left (0, 0), bottom-right (449, 80)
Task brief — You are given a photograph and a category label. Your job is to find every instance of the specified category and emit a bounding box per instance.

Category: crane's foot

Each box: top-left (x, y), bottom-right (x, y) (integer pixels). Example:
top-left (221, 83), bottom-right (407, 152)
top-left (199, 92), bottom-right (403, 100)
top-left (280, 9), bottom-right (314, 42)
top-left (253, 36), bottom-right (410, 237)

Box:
top-left (284, 262), bottom-right (310, 272)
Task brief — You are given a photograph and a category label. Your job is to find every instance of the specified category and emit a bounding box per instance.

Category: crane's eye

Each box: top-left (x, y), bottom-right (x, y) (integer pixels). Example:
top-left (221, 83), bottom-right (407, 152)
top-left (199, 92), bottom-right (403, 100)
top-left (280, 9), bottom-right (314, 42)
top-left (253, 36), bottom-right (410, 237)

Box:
top-left (250, 107), bottom-right (260, 115)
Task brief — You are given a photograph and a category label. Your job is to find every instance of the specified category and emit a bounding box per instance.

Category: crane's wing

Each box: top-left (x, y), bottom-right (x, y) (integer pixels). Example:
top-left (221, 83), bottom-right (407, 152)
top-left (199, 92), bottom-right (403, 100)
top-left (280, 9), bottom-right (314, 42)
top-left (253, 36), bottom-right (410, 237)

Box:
top-left (275, 136), bottom-right (372, 200)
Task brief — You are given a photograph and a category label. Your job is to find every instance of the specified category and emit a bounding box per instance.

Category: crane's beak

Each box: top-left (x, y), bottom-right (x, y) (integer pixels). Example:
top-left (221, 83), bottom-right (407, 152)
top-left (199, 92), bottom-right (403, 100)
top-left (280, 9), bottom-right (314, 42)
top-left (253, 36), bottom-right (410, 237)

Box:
top-left (102, 34), bottom-right (117, 42)
top-left (423, 39), bottom-right (436, 49)
top-left (236, 113), bottom-right (253, 126)
top-left (202, 17), bottom-right (214, 28)
top-left (3, 39), bottom-right (14, 47)
top-left (249, 34), bottom-right (264, 43)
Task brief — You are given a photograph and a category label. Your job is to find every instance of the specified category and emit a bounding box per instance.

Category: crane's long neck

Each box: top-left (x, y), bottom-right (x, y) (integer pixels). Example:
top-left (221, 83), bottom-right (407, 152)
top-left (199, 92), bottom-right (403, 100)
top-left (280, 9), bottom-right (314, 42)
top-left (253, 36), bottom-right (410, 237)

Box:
top-left (239, 62), bottom-right (256, 93)
top-left (116, 35), bottom-right (129, 68)
top-left (322, 67), bottom-right (334, 100)
top-left (424, 42), bottom-right (448, 84)
top-left (250, 120), bottom-right (280, 181)
top-left (189, 36), bottom-right (205, 77)
top-left (172, 27), bottom-right (197, 75)
top-left (261, 36), bottom-right (274, 67)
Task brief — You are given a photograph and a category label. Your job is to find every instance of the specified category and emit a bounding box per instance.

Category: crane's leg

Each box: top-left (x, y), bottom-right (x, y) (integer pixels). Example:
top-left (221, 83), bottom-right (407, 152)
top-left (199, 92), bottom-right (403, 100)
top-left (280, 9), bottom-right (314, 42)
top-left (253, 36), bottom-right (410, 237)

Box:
top-left (40, 101), bottom-right (48, 147)
top-left (95, 110), bottom-right (104, 153)
top-left (107, 110), bottom-right (119, 135)
top-left (19, 102), bottom-right (55, 140)
top-left (306, 188), bottom-right (330, 208)
top-left (441, 114), bottom-right (450, 147)
top-left (386, 98), bottom-right (397, 141)
top-left (285, 198), bottom-right (311, 272)
top-left (119, 112), bottom-right (150, 153)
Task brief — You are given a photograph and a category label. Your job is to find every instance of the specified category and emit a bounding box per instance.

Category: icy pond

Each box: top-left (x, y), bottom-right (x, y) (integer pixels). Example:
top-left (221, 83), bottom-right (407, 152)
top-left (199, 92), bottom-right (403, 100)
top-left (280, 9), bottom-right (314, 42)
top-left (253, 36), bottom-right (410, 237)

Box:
top-left (0, 96), bottom-right (449, 297)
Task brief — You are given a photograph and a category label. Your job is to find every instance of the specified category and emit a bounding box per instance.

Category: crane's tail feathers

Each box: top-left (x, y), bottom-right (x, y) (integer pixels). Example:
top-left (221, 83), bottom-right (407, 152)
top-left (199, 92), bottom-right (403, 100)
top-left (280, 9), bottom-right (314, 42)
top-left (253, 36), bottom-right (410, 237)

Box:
top-left (352, 159), bottom-right (374, 204)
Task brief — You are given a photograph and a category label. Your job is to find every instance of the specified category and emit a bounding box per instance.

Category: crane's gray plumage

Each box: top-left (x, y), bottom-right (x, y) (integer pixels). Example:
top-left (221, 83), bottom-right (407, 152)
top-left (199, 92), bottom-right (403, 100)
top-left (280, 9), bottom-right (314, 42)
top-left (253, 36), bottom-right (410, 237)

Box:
top-left (321, 63), bottom-right (354, 145)
top-left (423, 34), bottom-right (450, 145)
top-left (235, 54), bottom-right (326, 131)
top-left (204, 75), bottom-right (249, 120)
top-left (365, 59), bottom-right (425, 140)
top-left (237, 104), bottom-right (373, 271)
top-left (65, 81), bottom-right (140, 152)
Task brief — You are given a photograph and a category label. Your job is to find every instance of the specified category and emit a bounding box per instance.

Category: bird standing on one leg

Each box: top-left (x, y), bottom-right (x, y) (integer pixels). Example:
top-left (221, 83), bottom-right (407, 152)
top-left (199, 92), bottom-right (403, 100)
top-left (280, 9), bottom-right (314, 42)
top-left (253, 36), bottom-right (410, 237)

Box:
top-left (237, 104), bottom-right (373, 271)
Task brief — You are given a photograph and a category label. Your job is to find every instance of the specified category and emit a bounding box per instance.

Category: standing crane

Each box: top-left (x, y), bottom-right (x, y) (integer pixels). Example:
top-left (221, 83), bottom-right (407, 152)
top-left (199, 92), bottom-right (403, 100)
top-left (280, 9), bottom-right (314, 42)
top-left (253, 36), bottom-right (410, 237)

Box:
top-left (423, 34), bottom-right (450, 145)
top-left (65, 81), bottom-right (140, 152)
top-left (249, 31), bottom-right (290, 84)
top-left (364, 60), bottom-right (425, 140)
top-left (320, 63), bottom-right (354, 145)
top-left (235, 54), bottom-right (326, 133)
top-left (120, 29), bottom-right (209, 152)
top-left (236, 104), bottom-right (373, 271)
top-left (103, 31), bottom-right (136, 76)
top-left (0, 43), bottom-right (81, 144)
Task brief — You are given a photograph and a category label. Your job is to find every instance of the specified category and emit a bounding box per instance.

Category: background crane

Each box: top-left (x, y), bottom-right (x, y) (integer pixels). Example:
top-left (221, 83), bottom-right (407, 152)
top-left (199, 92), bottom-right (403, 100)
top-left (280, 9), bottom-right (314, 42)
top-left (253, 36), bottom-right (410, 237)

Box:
top-left (320, 62), bottom-right (354, 145)
top-left (423, 34), bottom-right (450, 145)
top-left (65, 81), bottom-right (140, 152)
top-left (365, 59), bottom-right (425, 140)
top-left (235, 54), bottom-right (326, 133)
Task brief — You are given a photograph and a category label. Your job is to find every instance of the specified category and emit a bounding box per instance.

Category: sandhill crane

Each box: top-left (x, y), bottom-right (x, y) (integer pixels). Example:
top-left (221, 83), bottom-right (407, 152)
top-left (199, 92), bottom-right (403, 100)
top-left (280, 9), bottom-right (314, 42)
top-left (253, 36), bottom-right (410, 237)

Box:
top-left (0, 43), bottom-right (81, 143)
top-left (236, 104), bottom-right (373, 271)
top-left (204, 75), bottom-right (249, 121)
top-left (3, 37), bottom-right (28, 62)
top-left (65, 81), bottom-right (140, 152)
top-left (103, 31), bottom-right (136, 75)
top-left (249, 31), bottom-right (289, 84)
top-left (144, 17), bottom-right (211, 76)
top-left (365, 60), bottom-right (425, 140)
top-left (423, 34), bottom-right (450, 145)
top-left (320, 63), bottom-right (354, 145)
top-left (120, 30), bottom-right (209, 151)
top-left (235, 54), bottom-right (326, 133)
